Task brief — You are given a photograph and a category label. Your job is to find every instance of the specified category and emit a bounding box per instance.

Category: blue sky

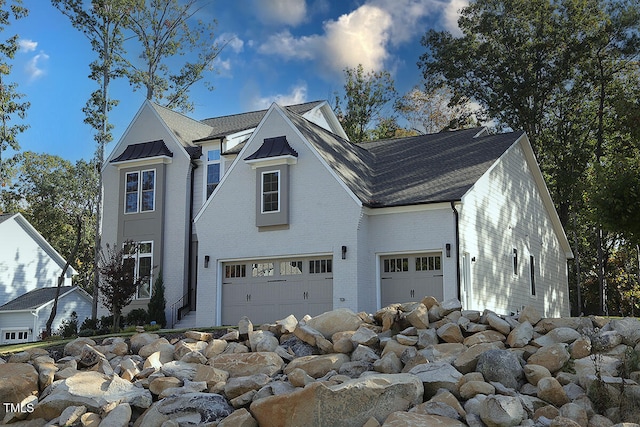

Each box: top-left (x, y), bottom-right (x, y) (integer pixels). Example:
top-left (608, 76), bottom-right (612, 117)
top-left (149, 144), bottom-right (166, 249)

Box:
top-left (10, 0), bottom-right (466, 162)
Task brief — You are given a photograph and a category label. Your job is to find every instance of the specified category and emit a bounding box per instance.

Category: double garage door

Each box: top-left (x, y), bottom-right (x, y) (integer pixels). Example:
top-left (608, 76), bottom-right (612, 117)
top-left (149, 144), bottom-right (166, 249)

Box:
top-left (221, 256), bottom-right (333, 325)
top-left (380, 253), bottom-right (444, 307)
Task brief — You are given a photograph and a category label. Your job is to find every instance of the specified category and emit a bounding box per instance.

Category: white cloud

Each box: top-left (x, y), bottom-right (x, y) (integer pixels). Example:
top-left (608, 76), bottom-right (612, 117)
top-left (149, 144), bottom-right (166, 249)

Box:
top-left (253, 0), bottom-right (308, 26)
top-left (18, 39), bottom-right (37, 52)
top-left (25, 52), bottom-right (49, 81)
top-left (217, 33), bottom-right (244, 53)
top-left (441, 0), bottom-right (468, 35)
top-left (249, 83), bottom-right (308, 110)
top-left (258, 30), bottom-right (319, 60)
top-left (256, 0), bottom-right (466, 77)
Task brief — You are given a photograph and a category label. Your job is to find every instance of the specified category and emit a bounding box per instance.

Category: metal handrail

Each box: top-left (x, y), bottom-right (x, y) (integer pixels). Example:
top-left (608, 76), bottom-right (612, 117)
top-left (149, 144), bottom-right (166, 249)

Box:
top-left (169, 292), bottom-right (189, 328)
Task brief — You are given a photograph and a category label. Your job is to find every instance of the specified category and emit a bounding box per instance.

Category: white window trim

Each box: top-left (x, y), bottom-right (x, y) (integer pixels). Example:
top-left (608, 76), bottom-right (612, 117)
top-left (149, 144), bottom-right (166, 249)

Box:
top-left (124, 169), bottom-right (156, 214)
top-left (261, 170), bottom-right (281, 214)
top-left (124, 241), bottom-right (154, 299)
top-left (2, 329), bottom-right (29, 344)
top-left (204, 147), bottom-right (223, 200)
top-left (529, 254), bottom-right (537, 297)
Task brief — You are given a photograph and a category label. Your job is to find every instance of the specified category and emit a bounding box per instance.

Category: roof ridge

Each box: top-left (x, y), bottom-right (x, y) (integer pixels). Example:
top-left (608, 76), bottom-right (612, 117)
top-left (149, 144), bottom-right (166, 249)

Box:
top-left (201, 100), bottom-right (324, 122)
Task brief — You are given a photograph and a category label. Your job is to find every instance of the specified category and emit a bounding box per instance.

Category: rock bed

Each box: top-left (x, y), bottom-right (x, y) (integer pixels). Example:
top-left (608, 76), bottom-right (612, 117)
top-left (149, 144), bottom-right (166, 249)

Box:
top-left (1, 296), bottom-right (640, 426)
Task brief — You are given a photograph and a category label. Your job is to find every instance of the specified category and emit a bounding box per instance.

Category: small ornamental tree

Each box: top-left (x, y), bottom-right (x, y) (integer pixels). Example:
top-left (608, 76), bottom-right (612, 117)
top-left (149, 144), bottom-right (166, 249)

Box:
top-left (147, 270), bottom-right (166, 327)
top-left (98, 241), bottom-right (146, 332)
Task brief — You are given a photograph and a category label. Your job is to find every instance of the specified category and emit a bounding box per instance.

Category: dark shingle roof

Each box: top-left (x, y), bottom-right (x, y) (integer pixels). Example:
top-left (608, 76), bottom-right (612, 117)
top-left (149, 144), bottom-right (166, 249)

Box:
top-left (244, 136), bottom-right (298, 161)
top-left (199, 101), bottom-right (324, 141)
top-left (0, 286), bottom-right (76, 311)
top-left (280, 108), bottom-right (522, 207)
top-left (111, 140), bottom-right (173, 163)
top-left (0, 213), bottom-right (16, 225)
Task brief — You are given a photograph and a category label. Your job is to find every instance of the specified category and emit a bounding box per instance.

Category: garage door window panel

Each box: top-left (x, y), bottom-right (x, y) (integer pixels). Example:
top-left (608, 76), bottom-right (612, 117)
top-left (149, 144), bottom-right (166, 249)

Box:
top-left (309, 259), bottom-right (332, 274)
top-left (225, 264), bottom-right (246, 278)
top-left (252, 262), bottom-right (274, 277)
top-left (281, 261), bottom-right (303, 275)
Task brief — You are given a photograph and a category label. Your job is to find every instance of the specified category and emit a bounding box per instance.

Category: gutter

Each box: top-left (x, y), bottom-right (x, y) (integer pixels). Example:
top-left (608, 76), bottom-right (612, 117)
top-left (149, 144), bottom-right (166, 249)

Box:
top-left (187, 159), bottom-right (198, 311)
top-left (451, 201), bottom-right (462, 302)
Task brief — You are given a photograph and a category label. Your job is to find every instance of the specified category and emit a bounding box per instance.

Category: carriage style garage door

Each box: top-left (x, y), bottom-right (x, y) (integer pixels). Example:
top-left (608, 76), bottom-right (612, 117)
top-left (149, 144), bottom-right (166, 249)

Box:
top-left (380, 253), bottom-right (444, 307)
top-left (221, 257), bottom-right (333, 325)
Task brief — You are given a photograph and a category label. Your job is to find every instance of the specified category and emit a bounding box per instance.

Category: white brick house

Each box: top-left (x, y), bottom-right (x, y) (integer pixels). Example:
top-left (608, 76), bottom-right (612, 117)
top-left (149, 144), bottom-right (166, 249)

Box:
top-left (193, 104), bottom-right (573, 326)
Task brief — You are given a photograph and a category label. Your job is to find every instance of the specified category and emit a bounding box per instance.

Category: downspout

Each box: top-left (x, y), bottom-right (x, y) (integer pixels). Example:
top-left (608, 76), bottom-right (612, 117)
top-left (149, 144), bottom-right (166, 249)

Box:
top-left (187, 159), bottom-right (198, 312)
top-left (451, 201), bottom-right (461, 302)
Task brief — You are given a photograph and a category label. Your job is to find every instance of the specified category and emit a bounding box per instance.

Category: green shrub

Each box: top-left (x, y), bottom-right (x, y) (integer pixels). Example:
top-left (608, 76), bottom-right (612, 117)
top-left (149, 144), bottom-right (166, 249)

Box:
top-left (125, 308), bottom-right (148, 326)
top-left (147, 271), bottom-right (167, 327)
top-left (144, 324), bottom-right (161, 332)
top-left (57, 311), bottom-right (78, 338)
top-left (78, 329), bottom-right (96, 337)
top-left (80, 317), bottom-right (99, 331)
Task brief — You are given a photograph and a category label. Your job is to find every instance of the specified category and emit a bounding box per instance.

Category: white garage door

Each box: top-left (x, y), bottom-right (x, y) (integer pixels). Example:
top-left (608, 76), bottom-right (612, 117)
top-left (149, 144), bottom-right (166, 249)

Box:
top-left (380, 253), bottom-right (444, 307)
top-left (221, 257), bottom-right (333, 325)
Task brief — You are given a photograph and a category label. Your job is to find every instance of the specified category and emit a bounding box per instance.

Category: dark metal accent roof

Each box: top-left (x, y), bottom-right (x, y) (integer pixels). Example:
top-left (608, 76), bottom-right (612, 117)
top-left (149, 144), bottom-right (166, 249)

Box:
top-left (111, 140), bottom-right (174, 163)
top-left (185, 146), bottom-right (203, 160)
top-left (198, 101), bottom-right (324, 141)
top-left (244, 136), bottom-right (298, 161)
top-left (0, 286), bottom-right (77, 311)
top-left (281, 108), bottom-right (522, 208)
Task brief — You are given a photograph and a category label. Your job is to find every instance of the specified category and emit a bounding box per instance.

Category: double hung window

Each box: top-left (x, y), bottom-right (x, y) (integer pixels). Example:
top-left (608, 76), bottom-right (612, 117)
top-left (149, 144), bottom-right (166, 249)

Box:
top-left (124, 241), bottom-right (153, 299)
top-left (261, 171), bottom-right (280, 213)
top-left (125, 170), bottom-right (155, 213)
top-left (206, 149), bottom-right (221, 198)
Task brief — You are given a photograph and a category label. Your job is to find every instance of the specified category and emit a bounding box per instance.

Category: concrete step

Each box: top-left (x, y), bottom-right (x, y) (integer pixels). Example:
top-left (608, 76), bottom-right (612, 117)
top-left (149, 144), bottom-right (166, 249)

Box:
top-left (173, 311), bottom-right (197, 329)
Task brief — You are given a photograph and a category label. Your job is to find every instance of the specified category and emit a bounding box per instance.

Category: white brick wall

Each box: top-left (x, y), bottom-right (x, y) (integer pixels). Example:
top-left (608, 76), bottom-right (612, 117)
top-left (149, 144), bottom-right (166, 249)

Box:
top-left (195, 108), bottom-right (363, 326)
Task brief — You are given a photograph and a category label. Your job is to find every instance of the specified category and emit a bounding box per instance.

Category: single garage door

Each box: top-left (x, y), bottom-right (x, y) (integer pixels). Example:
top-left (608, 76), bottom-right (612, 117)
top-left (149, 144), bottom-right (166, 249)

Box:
top-left (380, 253), bottom-right (444, 307)
top-left (221, 256), bottom-right (333, 325)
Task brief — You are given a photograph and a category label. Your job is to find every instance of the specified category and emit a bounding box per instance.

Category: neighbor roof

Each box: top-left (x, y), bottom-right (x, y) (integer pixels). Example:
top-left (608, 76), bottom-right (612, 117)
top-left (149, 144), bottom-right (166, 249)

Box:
top-left (0, 286), bottom-right (77, 311)
top-left (282, 108), bottom-right (522, 208)
top-left (199, 101), bottom-right (324, 141)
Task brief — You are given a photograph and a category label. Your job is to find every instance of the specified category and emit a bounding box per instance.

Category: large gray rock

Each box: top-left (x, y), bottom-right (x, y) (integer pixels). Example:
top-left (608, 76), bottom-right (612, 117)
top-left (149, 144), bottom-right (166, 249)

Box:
top-left (479, 395), bottom-right (524, 427)
top-left (250, 373), bottom-right (423, 427)
top-left (0, 363), bottom-right (38, 419)
top-left (476, 349), bottom-right (524, 390)
top-left (383, 411), bottom-right (467, 426)
top-left (408, 361), bottom-right (463, 398)
top-left (284, 353), bottom-right (350, 378)
top-left (305, 308), bottom-right (364, 339)
top-left (136, 393), bottom-right (233, 425)
top-left (533, 327), bottom-right (581, 347)
top-left (527, 343), bottom-right (571, 374)
top-left (506, 321), bottom-right (534, 348)
top-left (210, 352), bottom-right (284, 378)
top-left (31, 371), bottom-right (151, 420)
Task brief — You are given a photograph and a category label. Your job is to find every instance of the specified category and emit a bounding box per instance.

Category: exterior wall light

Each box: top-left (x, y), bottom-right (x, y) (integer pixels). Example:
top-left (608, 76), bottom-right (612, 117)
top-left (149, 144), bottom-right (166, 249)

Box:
top-left (446, 243), bottom-right (451, 257)
top-left (341, 245), bottom-right (347, 260)
top-left (204, 255), bottom-right (210, 268)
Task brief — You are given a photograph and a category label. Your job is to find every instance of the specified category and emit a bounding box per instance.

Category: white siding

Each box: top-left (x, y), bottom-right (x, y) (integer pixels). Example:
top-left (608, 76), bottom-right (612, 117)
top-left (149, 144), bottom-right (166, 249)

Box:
top-left (0, 218), bottom-right (71, 306)
top-left (35, 290), bottom-right (93, 337)
top-left (458, 141), bottom-right (570, 317)
top-left (195, 108), bottom-right (363, 326)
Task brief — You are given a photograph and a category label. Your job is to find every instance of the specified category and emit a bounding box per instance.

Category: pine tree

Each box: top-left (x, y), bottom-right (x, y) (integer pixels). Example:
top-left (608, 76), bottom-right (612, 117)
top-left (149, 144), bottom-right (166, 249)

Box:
top-left (147, 270), bottom-right (166, 327)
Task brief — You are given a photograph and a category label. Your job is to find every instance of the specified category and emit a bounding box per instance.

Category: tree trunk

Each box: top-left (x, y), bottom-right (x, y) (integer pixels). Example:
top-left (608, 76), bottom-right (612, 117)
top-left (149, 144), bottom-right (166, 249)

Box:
top-left (46, 215), bottom-right (83, 337)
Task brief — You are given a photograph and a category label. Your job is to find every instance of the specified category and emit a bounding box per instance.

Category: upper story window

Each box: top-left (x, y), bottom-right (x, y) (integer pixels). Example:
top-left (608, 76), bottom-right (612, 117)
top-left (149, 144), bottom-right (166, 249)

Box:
top-left (206, 149), bottom-right (221, 198)
top-left (125, 170), bottom-right (155, 213)
top-left (261, 171), bottom-right (280, 213)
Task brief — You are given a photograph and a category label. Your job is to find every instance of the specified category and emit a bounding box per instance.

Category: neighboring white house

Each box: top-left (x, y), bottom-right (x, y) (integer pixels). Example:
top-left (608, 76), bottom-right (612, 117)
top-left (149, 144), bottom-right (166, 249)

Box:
top-left (0, 213), bottom-right (76, 307)
top-left (101, 99), bottom-right (346, 326)
top-left (0, 286), bottom-right (92, 344)
top-left (193, 104), bottom-right (574, 326)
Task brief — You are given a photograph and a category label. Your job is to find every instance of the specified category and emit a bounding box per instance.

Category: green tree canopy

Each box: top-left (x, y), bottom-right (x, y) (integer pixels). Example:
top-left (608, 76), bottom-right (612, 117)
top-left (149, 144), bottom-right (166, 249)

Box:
top-left (333, 64), bottom-right (398, 143)
top-left (0, 0), bottom-right (29, 189)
